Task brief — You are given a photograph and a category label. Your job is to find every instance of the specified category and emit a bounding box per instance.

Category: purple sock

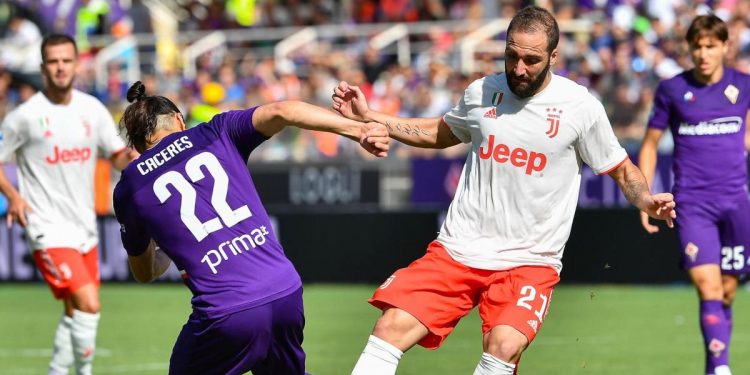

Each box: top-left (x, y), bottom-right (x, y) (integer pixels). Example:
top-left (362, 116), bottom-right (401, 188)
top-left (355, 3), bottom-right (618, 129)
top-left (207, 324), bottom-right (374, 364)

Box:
top-left (700, 300), bottom-right (730, 374)
top-left (723, 303), bottom-right (733, 343)
top-left (723, 303), bottom-right (733, 329)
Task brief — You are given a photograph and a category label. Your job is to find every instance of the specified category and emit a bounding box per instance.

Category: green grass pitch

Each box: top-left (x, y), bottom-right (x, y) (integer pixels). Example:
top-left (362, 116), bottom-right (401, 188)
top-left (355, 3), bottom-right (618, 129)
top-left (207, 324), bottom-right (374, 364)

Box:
top-left (0, 283), bottom-right (748, 374)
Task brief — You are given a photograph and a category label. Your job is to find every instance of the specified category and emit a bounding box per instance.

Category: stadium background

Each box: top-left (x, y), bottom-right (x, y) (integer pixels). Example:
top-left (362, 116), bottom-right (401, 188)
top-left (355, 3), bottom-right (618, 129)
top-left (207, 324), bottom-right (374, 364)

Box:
top-left (0, 0), bottom-right (749, 374)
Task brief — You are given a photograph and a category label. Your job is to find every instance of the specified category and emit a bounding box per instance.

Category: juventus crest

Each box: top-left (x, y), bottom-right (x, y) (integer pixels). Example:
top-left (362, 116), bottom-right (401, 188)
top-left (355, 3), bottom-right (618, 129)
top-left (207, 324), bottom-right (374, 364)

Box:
top-left (545, 108), bottom-right (562, 138)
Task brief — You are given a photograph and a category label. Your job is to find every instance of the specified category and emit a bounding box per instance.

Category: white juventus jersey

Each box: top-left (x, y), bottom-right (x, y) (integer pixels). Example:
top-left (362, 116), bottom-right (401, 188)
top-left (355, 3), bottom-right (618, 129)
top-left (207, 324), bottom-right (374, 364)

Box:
top-left (439, 73), bottom-right (627, 273)
top-left (0, 90), bottom-right (125, 253)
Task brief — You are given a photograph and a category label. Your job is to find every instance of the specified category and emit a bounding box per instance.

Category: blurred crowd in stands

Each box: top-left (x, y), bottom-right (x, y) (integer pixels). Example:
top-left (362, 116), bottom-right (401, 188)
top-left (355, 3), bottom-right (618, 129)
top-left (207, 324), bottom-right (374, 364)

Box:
top-left (2, 0), bottom-right (750, 162)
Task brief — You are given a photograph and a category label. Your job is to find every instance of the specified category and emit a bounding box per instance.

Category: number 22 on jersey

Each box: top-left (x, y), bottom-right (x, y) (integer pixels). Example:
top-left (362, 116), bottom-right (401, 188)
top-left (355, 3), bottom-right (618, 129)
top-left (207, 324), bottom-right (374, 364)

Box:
top-left (152, 152), bottom-right (252, 241)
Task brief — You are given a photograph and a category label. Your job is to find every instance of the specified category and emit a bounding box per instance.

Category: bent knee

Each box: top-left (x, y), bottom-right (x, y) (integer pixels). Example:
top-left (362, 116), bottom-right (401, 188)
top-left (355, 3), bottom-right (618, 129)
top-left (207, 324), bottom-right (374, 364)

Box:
top-left (70, 286), bottom-right (100, 313)
top-left (374, 308), bottom-right (423, 336)
top-left (484, 325), bottom-right (529, 363)
top-left (487, 340), bottom-right (527, 362)
top-left (486, 333), bottom-right (528, 363)
top-left (371, 308), bottom-right (428, 350)
top-left (695, 282), bottom-right (723, 300)
top-left (75, 299), bottom-right (100, 314)
top-left (723, 291), bottom-right (736, 306)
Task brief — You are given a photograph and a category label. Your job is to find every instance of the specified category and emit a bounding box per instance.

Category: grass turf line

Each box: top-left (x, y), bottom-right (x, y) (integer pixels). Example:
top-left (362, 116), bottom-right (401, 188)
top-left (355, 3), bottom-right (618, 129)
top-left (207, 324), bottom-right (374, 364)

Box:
top-left (0, 283), bottom-right (748, 374)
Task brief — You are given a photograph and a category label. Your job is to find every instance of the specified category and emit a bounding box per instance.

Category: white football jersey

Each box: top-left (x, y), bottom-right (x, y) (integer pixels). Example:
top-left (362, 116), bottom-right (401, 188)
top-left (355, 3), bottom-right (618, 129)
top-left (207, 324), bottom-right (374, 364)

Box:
top-left (439, 73), bottom-right (627, 273)
top-left (0, 90), bottom-right (125, 253)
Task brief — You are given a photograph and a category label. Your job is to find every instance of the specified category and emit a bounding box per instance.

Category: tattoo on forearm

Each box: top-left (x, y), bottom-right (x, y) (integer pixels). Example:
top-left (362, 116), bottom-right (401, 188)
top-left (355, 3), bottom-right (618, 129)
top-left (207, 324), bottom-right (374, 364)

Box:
top-left (385, 121), bottom-right (431, 137)
top-left (622, 168), bottom-right (650, 207)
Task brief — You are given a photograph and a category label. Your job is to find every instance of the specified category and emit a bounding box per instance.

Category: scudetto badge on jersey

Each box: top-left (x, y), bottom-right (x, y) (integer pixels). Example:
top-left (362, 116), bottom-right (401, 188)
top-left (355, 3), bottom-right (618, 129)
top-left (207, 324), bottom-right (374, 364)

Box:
top-left (492, 92), bottom-right (503, 106)
top-left (725, 84), bottom-right (739, 104)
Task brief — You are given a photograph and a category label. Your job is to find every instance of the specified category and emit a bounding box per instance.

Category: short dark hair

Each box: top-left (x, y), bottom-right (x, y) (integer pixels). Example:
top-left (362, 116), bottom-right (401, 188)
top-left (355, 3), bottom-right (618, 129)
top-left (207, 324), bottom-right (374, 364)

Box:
top-left (121, 81), bottom-right (182, 153)
top-left (41, 34), bottom-right (78, 62)
top-left (507, 6), bottom-right (560, 54)
top-left (686, 14), bottom-right (728, 45)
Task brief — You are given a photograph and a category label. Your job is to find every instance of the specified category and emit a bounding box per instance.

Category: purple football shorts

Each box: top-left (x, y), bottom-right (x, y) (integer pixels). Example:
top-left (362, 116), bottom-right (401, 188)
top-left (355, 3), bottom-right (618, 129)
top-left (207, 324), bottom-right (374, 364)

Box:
top-left (169, 287), bottom-right (306, 375)
top-left (675, 193), bottom-right (750, 276)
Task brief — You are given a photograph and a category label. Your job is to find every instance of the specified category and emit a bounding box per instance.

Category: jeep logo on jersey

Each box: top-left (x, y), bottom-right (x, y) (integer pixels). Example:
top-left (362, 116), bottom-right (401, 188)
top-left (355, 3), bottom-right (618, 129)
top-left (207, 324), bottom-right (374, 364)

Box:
top-left (478, 135), bottom-right (547, 175)
top-left (45, 146), bottom-right (92, 164)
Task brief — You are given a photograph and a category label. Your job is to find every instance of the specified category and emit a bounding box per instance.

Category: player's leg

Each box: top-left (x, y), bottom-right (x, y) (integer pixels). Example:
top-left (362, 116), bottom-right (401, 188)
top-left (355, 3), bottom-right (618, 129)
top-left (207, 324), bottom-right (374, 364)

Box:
top-left (689, 265), bottom-right (730, 375)
top-left (476, 266), bottom-right (559, 375)
top-left (676, 201), bottom-right (729, 375)
top-left (474, 326), bottom-right (526, 375)
top-left (252, 287), bottom-right (307, 375)
top-left (170, 303), bottom-right (273, 374)
top-left (708, 195), bottom-right (750, 375)
top-left (721, 275), bottom-right (738, 335)
top-left (712, 274), bottom-right (739, 375)
top-left (350, 307), bottom-right (428, 375)
top-left (48, 299), bottom-right (74, 375)
top-left (69, 284), bottom-right (99, 375)
top-left (352, 241), bottom-right (481, 375)
top-left (32, 249), bottom-right (81, 375)
top-left (67, 248), bottom-right (101, 375)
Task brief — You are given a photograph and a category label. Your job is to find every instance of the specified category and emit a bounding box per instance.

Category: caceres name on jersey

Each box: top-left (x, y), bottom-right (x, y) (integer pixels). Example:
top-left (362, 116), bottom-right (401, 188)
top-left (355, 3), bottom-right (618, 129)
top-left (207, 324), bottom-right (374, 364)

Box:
top-left (136, 136), bottom-right (193, 175)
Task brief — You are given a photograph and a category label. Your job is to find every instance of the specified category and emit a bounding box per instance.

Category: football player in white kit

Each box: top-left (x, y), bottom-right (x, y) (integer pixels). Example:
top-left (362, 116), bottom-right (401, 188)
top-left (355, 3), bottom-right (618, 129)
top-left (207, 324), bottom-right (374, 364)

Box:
top-left (333, 6), bottom-right (677, 375)
top-left (0, 34), bottom-right (135, 375)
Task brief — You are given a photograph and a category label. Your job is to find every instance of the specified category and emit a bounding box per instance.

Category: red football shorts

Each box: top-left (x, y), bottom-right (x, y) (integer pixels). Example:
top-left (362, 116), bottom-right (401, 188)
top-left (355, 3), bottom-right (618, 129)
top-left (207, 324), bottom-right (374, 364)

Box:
top-left (370, 241), bottom-right (560, 349)
top-left (32, 247), bottom-right (100, 299)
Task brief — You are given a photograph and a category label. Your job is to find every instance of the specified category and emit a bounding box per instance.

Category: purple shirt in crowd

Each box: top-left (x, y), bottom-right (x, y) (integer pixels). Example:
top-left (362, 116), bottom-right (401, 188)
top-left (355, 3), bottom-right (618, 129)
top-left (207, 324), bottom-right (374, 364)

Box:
top-left (648, 67), bottom-right (750, 199)
top-left (114, 108), bottom-right (301, 319)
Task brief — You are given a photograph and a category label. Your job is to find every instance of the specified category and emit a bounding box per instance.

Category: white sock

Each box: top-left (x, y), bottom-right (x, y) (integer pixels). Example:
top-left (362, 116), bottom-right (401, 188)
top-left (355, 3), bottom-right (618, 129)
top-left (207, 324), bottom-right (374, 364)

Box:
top-left (48, 315), bottom-right (74, 375)
top-left (71, 310), bottom-right (99, 375)
top-left (473, 352), bottom-right (516, 375)
top-left (351, 335), bottom-right (404, 375)
top-left (714, 365), bottom-right (732, 375)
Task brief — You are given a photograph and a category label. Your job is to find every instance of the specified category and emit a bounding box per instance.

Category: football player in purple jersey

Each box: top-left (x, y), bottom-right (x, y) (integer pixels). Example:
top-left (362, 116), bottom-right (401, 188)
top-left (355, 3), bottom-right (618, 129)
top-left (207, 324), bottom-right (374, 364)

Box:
top-left (639, 15), bottom-right (750, 375)
top-left (113, 81), bottom-right (389, 375)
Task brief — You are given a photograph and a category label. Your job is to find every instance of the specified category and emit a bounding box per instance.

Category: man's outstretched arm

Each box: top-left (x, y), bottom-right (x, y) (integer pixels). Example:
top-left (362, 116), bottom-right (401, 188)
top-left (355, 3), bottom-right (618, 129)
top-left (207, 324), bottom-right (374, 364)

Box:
top-left (608, 158), bottom-right (676, 227)
top-left (332, 81), bottom-right (461, 149)
top-left (252, 100), bottom-right (390, 157)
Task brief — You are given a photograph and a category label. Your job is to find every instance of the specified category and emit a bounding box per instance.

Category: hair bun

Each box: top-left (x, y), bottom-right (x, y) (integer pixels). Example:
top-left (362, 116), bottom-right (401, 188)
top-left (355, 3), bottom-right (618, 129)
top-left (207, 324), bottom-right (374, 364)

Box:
top-left (126, 81), bottom-right (147, 103)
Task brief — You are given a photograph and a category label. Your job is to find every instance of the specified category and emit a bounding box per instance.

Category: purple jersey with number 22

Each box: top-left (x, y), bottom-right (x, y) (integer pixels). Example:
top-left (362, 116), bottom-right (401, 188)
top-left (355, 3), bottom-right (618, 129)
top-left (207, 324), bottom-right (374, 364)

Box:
top-left (113, 107), bottom-right (302, 319)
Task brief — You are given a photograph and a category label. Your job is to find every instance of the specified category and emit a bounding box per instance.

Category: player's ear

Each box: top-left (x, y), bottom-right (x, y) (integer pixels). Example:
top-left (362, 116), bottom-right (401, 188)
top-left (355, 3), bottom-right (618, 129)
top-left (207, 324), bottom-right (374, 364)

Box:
top-left (549, 48), bottom-right (559, 66)
top-left (176, 112), bottom-right (186, 131)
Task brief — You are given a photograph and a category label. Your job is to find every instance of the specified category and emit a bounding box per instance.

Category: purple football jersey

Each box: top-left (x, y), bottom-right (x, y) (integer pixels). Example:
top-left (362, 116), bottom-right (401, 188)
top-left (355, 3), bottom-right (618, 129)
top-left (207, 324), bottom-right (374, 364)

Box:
top-left (648, 68), bottom-right (750, 199)
top-left (114, 108), bottom-right (302, 319)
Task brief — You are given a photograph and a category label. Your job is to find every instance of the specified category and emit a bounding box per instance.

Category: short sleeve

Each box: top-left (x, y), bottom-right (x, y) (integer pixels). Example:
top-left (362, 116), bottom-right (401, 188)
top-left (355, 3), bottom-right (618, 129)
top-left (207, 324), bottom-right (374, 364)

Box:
top-left (0, 110), bottom-right (29, 162)
top-left (647, 81), bottom-right (671, 131)
top-left (113, 184), bottom-right (150, 256)
top-left (205, 107), bottom-right (268, 160)
top-left (576, 98), bottom-right (628, 175)
top-left (442, 94), bottom-right (472, 143)
top-left (94, 101), bottom-right (126, 156)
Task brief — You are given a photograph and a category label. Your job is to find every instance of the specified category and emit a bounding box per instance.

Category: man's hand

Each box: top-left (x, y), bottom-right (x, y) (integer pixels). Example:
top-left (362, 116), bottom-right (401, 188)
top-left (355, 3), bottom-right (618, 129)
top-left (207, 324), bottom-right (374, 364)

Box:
top-left (6, 196), bottom-right (32, 228)
top-left (639, 211), bottom-right (661, 234)
top-left (111, 147), bottom-right (140, 170)
top-left (641, 192), bottom-right (676, 231)
top-left (332, 81), bottom-right (371, 122)
top-left (359, 122), bottom-right (389, 157)
top-left (125, 148), bottom-right (140, 161)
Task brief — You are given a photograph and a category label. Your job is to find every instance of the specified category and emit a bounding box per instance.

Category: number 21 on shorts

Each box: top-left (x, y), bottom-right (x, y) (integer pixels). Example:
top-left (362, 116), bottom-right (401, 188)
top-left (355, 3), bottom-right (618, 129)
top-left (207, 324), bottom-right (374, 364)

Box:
top-left (516, 285), bottom-right (550, 322)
